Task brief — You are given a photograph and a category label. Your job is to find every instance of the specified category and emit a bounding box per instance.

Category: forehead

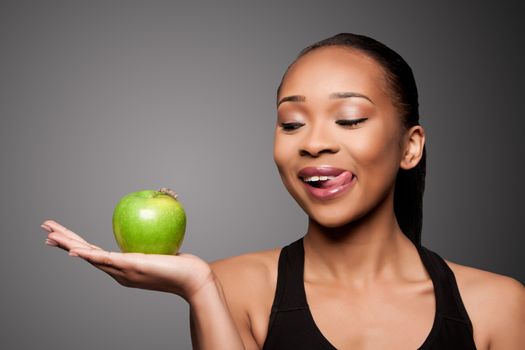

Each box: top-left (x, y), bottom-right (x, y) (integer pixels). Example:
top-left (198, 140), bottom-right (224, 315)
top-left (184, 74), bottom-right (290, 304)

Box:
top-left (278, 46), bottom-right (388, 101)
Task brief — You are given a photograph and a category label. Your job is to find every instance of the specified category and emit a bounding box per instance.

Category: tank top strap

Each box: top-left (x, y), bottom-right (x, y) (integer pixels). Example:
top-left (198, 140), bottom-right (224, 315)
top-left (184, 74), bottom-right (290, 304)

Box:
top-left (265, 238), bottom-right (477, 350)
top-left (270, 237), bottom-right (309, 312)
top-left (415, 244), bottom-right (474, 333)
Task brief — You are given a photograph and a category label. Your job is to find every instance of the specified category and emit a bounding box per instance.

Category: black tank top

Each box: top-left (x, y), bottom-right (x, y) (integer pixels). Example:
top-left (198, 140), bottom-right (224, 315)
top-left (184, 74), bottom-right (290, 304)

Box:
top-left (262, 237), bottom-right (477, 350)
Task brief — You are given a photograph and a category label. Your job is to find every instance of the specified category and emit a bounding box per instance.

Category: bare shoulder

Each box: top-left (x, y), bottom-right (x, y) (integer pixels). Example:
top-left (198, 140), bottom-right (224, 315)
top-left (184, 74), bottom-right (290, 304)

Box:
top-left (444, 259), bottom-right (524, 303)
top-left (444, 259), bottom-right (525, 348)
top-left (210, 247), bottom-right (281, 311)
top-left (210, 247), bottom-right (281, 290)
top-left (210, 247), bottom-right (281, 348)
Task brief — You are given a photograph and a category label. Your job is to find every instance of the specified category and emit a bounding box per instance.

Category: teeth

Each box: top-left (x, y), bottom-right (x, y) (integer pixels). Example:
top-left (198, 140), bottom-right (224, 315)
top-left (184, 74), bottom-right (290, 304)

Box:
top-left (303, 175), bottom-right (335, 182)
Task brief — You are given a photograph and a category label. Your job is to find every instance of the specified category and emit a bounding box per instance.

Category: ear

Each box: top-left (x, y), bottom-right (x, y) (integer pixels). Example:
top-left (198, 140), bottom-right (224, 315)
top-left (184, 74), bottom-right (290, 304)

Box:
top-left (400, 125), bottom-right (425, 170)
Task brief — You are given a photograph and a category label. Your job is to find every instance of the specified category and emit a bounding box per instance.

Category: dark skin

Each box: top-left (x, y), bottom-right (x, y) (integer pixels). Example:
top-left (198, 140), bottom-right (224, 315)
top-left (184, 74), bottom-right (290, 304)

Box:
top-left (42, 46), bottom-right (524, 349)
top-left (212, 47), bottom-right (524, 349)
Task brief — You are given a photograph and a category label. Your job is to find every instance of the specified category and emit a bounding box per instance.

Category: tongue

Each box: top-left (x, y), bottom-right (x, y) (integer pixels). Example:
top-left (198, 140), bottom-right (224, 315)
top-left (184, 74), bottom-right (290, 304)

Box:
top-left (319, 171), bottom-right (353, 189)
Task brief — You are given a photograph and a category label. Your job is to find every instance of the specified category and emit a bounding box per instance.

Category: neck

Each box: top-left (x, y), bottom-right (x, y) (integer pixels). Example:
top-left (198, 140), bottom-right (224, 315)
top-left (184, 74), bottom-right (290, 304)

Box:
top-left (303, 191), bottom-right (418, 288)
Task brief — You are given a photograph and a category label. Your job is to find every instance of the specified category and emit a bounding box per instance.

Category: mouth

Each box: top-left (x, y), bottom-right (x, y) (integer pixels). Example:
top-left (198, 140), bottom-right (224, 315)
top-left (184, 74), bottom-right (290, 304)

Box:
top-left (297, 166), bottom-right (356, 200)
top-left (298, 166), bottom-right (355, 187)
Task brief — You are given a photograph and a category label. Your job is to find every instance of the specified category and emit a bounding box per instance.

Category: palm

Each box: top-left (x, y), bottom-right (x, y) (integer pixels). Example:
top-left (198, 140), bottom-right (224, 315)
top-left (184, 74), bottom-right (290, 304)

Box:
top-left (42, 220), bottom-right (212, 301)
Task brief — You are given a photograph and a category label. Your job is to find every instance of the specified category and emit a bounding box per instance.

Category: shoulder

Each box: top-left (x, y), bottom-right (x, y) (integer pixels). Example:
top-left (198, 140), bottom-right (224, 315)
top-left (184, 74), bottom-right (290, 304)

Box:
top-left (210, 247), bottom-right (281, 288)
top-left (444, 259), bottom-right (525, 348)
top-left (444, 259), bottom-right (524, 310)
top-left (210, 247), bottom-right (281, 286)
top-left (210, 247), bottom-right (282, 348)
top-left (210, 247), bottom-right (281, 306)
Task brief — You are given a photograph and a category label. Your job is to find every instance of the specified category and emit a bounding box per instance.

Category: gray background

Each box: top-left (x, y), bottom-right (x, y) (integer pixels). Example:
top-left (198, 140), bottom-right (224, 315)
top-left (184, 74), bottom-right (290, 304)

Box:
top-left (1, 0), bottom-right (523, 349)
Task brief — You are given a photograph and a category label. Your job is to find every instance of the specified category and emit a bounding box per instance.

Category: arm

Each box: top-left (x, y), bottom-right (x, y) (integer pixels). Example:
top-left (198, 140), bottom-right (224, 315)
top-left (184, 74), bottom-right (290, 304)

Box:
top-left (487, 277), bottom-right (525, 349)
top-left (188, 275), bottom-right (246, 350)
top-left (41, 220), bottom-right (248, 350)
top-left (207, 257), bottom-right (266, 350)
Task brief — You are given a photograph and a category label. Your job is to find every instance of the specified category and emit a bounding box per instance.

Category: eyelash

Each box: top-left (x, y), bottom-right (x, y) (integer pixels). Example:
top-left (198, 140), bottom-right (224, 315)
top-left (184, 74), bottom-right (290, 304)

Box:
top-left (280, 118), bottom-right (368, 131)
top-left (335, 118), bottom-right (368, 127)
top-left (280, 122), bottom-right (303, 131)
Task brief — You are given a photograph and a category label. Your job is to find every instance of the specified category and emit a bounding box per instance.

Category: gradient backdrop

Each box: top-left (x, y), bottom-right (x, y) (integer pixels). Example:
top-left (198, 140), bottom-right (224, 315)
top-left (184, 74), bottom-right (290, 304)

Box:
top-left (1, 1), bottom-right (523, 349)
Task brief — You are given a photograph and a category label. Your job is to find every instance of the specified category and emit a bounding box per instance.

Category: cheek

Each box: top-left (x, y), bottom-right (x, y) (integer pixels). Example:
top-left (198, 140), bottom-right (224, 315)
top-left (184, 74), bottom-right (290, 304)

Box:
top-left (353, 130), bottom-right (398, 165)
top-left (350, 121), bottom-right (402, 188)
top-left (273, 132), bottom-right (294, 184)
top-left (273, 131), bottom-right (285, 175)
top-left (273, 132), bottom-right (306, 205)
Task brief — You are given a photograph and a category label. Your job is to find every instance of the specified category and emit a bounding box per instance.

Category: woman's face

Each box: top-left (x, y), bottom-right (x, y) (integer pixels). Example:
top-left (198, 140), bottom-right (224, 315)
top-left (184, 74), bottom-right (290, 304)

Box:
top-left (273, 46), bottom-right (407, 228)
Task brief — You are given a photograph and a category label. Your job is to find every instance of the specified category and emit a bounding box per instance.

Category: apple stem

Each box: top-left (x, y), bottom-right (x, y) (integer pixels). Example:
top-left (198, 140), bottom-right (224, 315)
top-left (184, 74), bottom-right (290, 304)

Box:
top-left (159, 187), bottom-right (179, 200)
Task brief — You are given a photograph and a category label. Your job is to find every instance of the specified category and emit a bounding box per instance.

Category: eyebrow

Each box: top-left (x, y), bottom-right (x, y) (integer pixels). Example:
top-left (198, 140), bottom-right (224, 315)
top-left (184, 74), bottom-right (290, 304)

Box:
top-left (277, 91), bottom-right (374, 107)
top-left (277, 95), bottom-right (305, 107)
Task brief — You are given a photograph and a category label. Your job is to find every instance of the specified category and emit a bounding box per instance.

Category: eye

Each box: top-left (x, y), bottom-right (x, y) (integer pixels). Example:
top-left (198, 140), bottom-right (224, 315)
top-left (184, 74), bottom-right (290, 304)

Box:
top-left (280, 122), bottom-right (304, 131)
top-left (336, 117), bottom-right (368, 128)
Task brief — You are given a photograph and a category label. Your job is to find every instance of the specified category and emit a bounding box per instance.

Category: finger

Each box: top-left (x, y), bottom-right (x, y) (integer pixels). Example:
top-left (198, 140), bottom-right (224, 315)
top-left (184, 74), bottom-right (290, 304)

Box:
top-left (69, 248), bottom-right (126, 270)
top-left (46, 232), bottom-right (103, 251)
top-left (45, 238), bottom-right (58, 247)
top-left (73, 253), bottom-right (145, 288)
top-left (48, 232), bottom-right (94, 252)
top-left (41, 220), bottom-right (89, 244)
top-left (86, 261), bottom-right (125, 278)
top-left (73, 256), bottom-right (127, 281)
top-left (42, 224), bottom-right (103, 251)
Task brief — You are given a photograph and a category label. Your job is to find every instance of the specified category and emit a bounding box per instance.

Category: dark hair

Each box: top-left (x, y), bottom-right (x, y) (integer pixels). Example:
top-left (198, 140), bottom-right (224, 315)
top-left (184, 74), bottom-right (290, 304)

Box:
top-left (277, 33), bottom-right (426, 246)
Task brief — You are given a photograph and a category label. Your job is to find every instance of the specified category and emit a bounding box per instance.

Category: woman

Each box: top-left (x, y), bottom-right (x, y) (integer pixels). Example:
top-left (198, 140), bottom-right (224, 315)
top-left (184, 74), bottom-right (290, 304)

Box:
top-left (41, 33), bottom-right (524, 349)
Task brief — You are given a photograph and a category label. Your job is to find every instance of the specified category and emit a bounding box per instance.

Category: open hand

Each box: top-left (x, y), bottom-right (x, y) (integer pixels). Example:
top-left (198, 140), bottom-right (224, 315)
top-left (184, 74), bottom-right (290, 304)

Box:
top-left (41, 220), bottom-right (213, 301)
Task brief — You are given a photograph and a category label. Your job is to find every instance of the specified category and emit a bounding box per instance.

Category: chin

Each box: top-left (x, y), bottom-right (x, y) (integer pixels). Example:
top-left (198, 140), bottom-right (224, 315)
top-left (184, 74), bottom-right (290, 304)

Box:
top-left (308, 206), bottom-right (361, 229)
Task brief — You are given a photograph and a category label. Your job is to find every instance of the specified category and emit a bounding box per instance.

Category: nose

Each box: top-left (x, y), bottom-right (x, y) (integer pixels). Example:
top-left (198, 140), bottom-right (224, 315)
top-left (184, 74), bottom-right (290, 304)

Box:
top-left (299, 123), bottom-right (339, 157)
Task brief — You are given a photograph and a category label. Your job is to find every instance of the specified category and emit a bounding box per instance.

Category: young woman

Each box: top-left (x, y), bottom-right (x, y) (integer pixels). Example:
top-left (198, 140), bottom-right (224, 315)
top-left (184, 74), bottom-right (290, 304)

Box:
top-left (41, 33), bottom-right (524, 349)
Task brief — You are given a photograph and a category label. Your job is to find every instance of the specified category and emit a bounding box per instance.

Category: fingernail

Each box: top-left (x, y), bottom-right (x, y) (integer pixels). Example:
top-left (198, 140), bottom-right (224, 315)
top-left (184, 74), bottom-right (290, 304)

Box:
top-left (45, 239), bottom-right (58, 247)
top-left (69, 251), bottom-right (79, 257)
top-left (41, 225), bottom-right (52, 232)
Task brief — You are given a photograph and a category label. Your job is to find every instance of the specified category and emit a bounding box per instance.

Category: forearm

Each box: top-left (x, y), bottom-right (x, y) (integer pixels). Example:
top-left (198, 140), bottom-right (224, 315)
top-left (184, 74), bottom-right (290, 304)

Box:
top-left (188, 275), bottom-right (245, 350)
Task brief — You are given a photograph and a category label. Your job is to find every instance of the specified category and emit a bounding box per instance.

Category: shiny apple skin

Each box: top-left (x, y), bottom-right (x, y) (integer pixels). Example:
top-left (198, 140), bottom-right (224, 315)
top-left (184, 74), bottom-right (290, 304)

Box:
top-left (112, 190), bottom-right (186, 255)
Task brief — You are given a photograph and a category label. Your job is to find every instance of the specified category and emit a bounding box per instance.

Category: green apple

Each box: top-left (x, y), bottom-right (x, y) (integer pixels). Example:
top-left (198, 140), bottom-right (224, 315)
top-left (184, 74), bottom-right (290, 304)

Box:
top-left (112, 188), bottom-right (186, 254)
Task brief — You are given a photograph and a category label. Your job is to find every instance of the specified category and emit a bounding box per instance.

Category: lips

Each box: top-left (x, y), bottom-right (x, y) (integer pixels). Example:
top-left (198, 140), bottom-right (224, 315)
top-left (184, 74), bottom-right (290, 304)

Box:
top-left (298, 166), bottom-right (356, 200)
top-left (298, 166), bottom-right (351, 178)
